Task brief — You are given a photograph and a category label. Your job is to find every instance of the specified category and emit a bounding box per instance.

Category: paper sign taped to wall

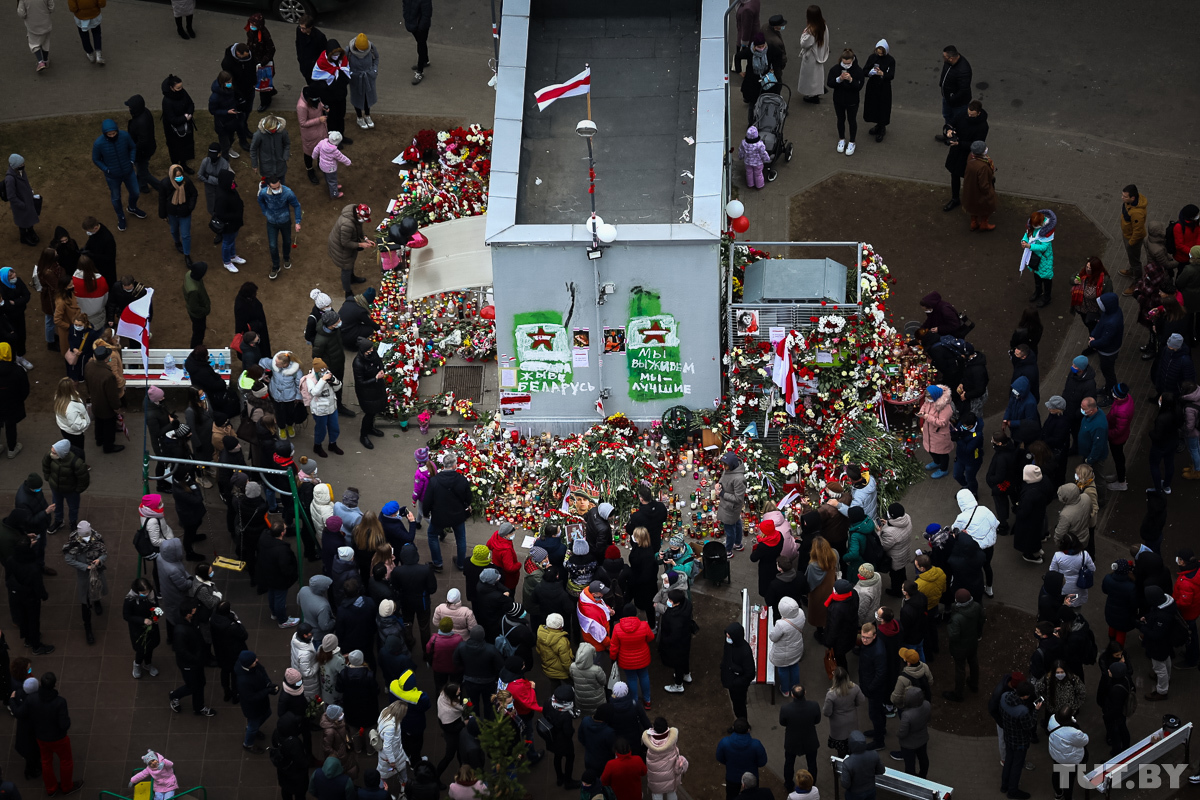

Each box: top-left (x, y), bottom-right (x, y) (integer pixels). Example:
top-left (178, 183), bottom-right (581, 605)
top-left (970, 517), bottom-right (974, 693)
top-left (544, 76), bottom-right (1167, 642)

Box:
top-left (769, 327), bottom-right (786, 344)
top-left (499, 391), bottom-right (532, 410)
top-left (500, 368), bottom-right (518, 388)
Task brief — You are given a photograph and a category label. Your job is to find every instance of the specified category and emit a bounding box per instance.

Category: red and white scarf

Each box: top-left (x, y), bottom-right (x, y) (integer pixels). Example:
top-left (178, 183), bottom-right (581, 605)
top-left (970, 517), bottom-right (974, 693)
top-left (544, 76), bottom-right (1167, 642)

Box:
top-left (312, 51), bottom-right (350, 85)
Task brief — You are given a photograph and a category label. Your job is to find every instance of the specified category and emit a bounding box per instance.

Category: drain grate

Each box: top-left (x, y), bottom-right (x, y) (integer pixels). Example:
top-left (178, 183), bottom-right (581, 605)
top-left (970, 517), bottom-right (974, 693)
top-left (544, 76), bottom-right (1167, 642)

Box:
top-left (441, 365), bottom-right (485, 403)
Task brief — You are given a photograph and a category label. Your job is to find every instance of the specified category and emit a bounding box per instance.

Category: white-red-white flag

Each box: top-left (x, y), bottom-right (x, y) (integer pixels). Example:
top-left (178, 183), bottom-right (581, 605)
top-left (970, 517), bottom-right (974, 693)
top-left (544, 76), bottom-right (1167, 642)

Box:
top-left (534, 67), bottom-right (591, 111)
top-left (116, 287), bottom-right (154, 374)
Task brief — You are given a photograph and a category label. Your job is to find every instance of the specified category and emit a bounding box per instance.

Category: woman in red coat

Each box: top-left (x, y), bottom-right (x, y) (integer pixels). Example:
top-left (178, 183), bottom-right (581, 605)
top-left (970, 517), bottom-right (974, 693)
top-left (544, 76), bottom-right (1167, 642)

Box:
top-left (601, 739), bottom-right (647, 800)
top-left (609, 604), bottom-right (655, 710)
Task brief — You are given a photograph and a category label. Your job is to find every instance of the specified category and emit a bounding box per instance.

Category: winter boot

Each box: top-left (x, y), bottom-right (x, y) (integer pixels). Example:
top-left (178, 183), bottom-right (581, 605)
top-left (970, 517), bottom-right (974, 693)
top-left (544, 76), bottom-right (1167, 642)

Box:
top-left (175, 16), bottom-right (188, 39)
top-left (185, 15), bottom-right (195, 37)
top-left (307, 167), bottom-right (320, 185)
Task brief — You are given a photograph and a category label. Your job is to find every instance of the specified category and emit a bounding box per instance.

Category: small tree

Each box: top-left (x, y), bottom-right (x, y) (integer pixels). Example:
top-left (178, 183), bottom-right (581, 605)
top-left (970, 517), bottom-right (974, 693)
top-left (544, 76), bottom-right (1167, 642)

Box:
top-left (475, 692), bottom-right (532, 800)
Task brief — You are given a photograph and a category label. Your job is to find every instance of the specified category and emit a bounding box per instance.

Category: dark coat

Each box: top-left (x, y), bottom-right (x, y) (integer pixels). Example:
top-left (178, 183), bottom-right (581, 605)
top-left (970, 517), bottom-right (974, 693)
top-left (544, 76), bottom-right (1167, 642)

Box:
top-left (296, 25), bottom-right (328, 79)
top-left (1013, 477), bottom-right (1054, 555)
top-left (336, 663), bottom-right (378, 728)
top-left (210, 610), bottom-right (249, 668)
top-left (749, 538), bottom-right (782, 600)
top-left (939, 55), bottom-right (972, 106)
top-left (213, 170), bottom-right (244, 233)
top-left (0, 360), bottom-right (30, 423)
top-left (720, 622), bottom-right (755, 689)
top-left (123, 591), bottom-right (161, 649)
top-left (454, 627), bottom-right (503, 686)
top-left (42, 449), bottom-right (89, 495)
top-left (945, 107), bottom-right (988, 178)
top-left (625, 500), bottom-right (668, 553)
top-left (899, 593), bottom-right (927, 646)
top-left (160, 79), bottom-right (196, 164)
top-left (657, 595), bottom-right (695, 669)
top-left (208, 79), bottom-right (240, 134)
top-left (173, 619), bottom-right (209, 668)
top-left (352, 350), bottom-right (386, 415)
top-left (825, 59), bottom-right (864, 105)
top-left (257, 534), bottom-right (298, 592)
top-left (334, 596), bottom-right (378, 661)
top-left (236, 658), bottom-right (276, 720)
top-left (579, 716), bottom-right (617, 775)
top-left (825, 592), bottom-right (860, 656)
top-left (13, 686), bottom-right (70, 742)
top-left (779, 695), bottom-right (821, 752)
top-left (148, 173), bottom-right (198, 220)
top-left (1102, 573), bottom-right (1138, 632)
top-left (946, 533), bottom-right (986, 600)
top-left (125, 95), bottom-right (157, 162)
top-left (79, 224), bottom-right (117, 286)
top-left (4, 166), bottom-right (38, 228)
top-left (424, 470), bottom-right (473, 527)
top-left (233, 294), bottom-right (269, 347)
top-left (1138, 596), bottom-right (1176, 661)
top-left (862, 51), bottom-right (895, 125)
top-left (220, 46), bottom-right (258, 107)
top-left (338, 297), bottom-right (378, 348)
top-left (389, 543), bottom-right (436, 616)
top-left (402, 0), bottom-right (432, 31)
top-left (856, 636), bottom-right (888, 698)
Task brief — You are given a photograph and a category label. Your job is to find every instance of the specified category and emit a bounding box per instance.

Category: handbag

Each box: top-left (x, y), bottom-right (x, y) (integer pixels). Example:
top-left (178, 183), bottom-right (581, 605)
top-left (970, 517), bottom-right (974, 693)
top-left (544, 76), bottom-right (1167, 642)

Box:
top-left (1070, 282), bottom-right (1085, 308)
top-left (208, 217), bottom-right (225, 235)
top-left (1075, 554), bottom-right (1095, 589)
top-left (230, 323), bottom-right (251, 355)
top-left (823, 647), bottom-right (836, 680)
top-left (33, 194), bottom-right (43, 215)
top-left (957, 311), bottom-right (976, 336)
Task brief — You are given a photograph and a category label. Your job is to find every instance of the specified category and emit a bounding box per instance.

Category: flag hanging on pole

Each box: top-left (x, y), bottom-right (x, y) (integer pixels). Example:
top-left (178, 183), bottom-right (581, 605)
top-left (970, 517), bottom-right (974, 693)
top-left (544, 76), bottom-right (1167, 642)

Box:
top-left (534, 67), bottom-right (591, 111)
top-left (116, 287), bottom-right (154, 374)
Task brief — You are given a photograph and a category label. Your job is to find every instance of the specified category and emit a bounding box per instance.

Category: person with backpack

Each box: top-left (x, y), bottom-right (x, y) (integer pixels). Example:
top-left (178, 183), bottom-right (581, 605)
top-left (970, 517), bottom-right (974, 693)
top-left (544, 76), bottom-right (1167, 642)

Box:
top-left (1173, 549), bottom-right (1200, 669)
top-left (951, 412), bottom-right (985, 497)
top-left (1139, 586), bottom-right (1179, 701)
top-left (890, 648), bottom-right (933, 709)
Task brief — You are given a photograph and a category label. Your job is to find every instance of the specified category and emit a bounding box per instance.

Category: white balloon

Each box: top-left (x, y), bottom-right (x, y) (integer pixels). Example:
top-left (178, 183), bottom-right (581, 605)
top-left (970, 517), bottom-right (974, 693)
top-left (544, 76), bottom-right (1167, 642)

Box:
top-left (725, 199), bottom-right (745, 218)
top-left (597, 224), bottom-right (617, 243)
top-left (585, 215), bottom-right (605, 234)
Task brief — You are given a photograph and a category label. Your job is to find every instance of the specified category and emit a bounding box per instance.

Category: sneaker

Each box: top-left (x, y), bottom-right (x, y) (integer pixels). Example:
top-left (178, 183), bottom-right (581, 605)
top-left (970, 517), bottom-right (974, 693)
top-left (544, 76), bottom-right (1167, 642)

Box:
top-left (356, 117), bottom-right (369, 129)
top-left (642, 701), bottom-right (652, 711)
top-left (278, 617), bottom-right (300, 629)
top-left (32, 644), bottom-right (55, 655)
top-left (127, 206), bottom-right (147, 219)
top-left (132, 662), bottom-right (143, 679)
top-left (683, 673), bottom-right (693, 683)
top-left (60, 781), bottom-right (84, 796)
top-left (117, 219), bottom-right (127, 232)
top-left (243, 743), bottom-right (265, 754)
top-left (195, 706), bottom-right (217, 716)
top-left (1107, 481), bottom-right (1128, 491)
top-left (36, 61), bottom-right (47, 72)
top-left (365, 116), bottom-right (375, 128)
top-left (46, 521), bottom-right (61, 534)
top-left (412, 71), bottom-right (424, 85)
top-left (17, 355), bottom-right (34, 371)
top-left (6, 443), bottom-right (22, 459)
top-left (836, 139), bottom-right (846, 153)
top-left (1188, 774), bottom-right (1200, 785)
top-left (231, 255), bottom-right (246, 265)
top-left (269, 267), bottom-right (280, 281)
top-left (228, 149), bottom-right (240, 159)
top-left (147, 664), bottom-right (159, 677)
top-left (170, 698), bottom-right (181, 713)
top-left (1025, 762), bottom-right (1035, 771)
top-left (223, 262), bottom-right (239, 273)
top-left (984, 585), bottom-right (994, 597)
top-left (725, 550), bottom-right (735, 560)
top-left (429, 562), bottom-right (444, 573)
top-left (924, 461), bottom-right (938, 470)
top-left (889, 751), bottom-right (904, 761)
top-left (734, 543), bottom-right (745, 552)
top-left (1164, 486), bottom-right (1173, 495)
top-left (94, 51), bottom-right (104, 65)
top-left (283, 261), bottom-right (292, 270)
top-left (86, 51), bottom-right (96, 63)
top-left (1021, 554), bottom-right (1044, 564)
top-left (930, 469), bottom-right (948, 479)
top-left (664, 684), bottom-right (685, 693)
top-left (846, 142), bottom-right (856, 156)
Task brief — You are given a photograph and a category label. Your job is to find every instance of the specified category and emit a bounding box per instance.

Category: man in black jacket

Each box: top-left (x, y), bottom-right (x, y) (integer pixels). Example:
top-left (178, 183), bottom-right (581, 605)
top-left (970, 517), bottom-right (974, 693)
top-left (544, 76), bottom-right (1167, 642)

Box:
top-left (625, 484), bottom-right (668, 553)
top-left (899, 583), bottom-right (928, 661)
top-left (80, 217), bottom-right (117, 287)
top-left (295, 15), bottom-right (328, 85)
top-left (6, 538), bottom-right (54, 654)
top-left (956, 344), bottom-right (989, 418)
top-left (721, 622), bottom-right (755, 721)
top-left (401, 0), bottom-right (432, 85)
top-left (778, 684), bottom-right (821, 789)
top-left (423, 453), bottom-right (473, 572)
top-left (856, 623), bottom-right (888, 750)
top-left (219, 43), bottom-right (257, 149)
top-left (825, 579), bottom-right (860, 668)
top-left (453, 625), bottom-right (502, 712)
top-left (659, 588), bottom-right (695, 694)
top-left (13, 672), bottom-right (82, 796)
top-left (1028, 620), bottom-right (1062, 682)
top-left (257, 523), bottom-right (299, 628)
top-left (936, 45), bottom-right (972, 141)
top-left (125, 95), bottom-right (158, 193)
top-left (338, 290), bottom-right (378, 348)
top-left (169, 600), bottom-right (217, 716)
top-left (985, 433), bottom-right (1021, 536)
top-left (390, 542), bottom-right (437, 648)
top-left (1009, 344), bottom-right (1040, 403)
top-left (235, 650), bottom-right (278, 754)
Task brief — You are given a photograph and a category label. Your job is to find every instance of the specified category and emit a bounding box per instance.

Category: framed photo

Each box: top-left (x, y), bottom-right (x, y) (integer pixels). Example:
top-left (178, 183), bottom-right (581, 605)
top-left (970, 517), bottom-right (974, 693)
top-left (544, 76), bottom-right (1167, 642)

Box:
top-left (736, 310), bottom-right (760, 335)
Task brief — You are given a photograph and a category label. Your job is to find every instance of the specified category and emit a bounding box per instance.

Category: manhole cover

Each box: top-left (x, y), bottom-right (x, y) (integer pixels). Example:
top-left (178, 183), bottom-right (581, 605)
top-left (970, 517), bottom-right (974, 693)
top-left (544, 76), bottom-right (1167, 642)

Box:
top-left (441, 365), bottom-right (485, 403)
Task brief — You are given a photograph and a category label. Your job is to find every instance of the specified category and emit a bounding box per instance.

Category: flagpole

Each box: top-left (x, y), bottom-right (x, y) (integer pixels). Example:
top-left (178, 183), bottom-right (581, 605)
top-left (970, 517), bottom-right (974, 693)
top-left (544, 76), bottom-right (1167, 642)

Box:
top-left (586, 62), bottom-right (592, 120)
top-left (582, 63), bottom-right (597, 250)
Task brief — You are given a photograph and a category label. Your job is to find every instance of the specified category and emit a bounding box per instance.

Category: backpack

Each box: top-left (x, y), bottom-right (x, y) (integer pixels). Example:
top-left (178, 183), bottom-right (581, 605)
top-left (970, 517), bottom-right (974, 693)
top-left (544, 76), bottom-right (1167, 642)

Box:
top-left (300, 373), bottom-right (314, 407)
top-left (495, 630), bottom-right (516, 659)
top-left (133, 521), bottom-right (159, 560)
top-left (367, 728), bottom-right (385, 753)
top-left (859, 526), bottom-right (887, 570)
top-left (536, 716), bottom-right (559, 746)
top-left (267, 744), bottom-right (290, 769)
top-left (912, 673), bottom-right (932, 702)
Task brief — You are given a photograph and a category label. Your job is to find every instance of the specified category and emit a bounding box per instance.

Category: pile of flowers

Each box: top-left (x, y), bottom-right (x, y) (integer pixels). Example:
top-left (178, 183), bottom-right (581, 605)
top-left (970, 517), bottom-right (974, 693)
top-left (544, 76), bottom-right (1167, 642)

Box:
top-left (368, 125), bottom-right (497, 420)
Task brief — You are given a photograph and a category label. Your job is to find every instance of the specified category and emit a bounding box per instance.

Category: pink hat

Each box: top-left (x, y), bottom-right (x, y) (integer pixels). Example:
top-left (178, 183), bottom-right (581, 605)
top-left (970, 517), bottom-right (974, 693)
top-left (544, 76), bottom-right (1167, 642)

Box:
top-left (283, 668), bottom-right (304, 695)
top-left (147, 386), bottom-right (165, 402)
top-left (140, 494), bottom-right (164, 513)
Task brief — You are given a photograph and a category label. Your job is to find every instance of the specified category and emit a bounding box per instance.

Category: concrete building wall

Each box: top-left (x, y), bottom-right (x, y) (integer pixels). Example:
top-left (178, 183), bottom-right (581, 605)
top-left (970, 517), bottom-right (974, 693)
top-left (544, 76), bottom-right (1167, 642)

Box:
top-left (493, 241), bottom-right (721, 431)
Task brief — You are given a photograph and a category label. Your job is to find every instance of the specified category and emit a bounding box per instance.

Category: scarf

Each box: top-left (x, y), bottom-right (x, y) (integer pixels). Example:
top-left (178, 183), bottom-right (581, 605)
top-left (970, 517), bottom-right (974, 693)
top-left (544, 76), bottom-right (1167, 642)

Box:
top-left (751, 47), bottom-right (769, 76)
top-left (824, 590), bottom-right (853, 607)
top-left (312, 50), bottom-right (351, 85)
top-left (169, 165), bottom-right (188, 206)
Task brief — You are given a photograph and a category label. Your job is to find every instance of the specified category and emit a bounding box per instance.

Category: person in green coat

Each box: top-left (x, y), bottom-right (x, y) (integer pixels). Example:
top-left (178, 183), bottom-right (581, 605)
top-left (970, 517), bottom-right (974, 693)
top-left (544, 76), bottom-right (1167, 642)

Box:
top-left (1022, 208), bottom-right (1057, 308)
top-left (943, 588), bottom-right (985, 701)
top-left (182, 261), bottom-right (211, 348)
top-left (842, 506), bottom-right (874, 582)
top-left (310, 309), bottom-right (354, 417)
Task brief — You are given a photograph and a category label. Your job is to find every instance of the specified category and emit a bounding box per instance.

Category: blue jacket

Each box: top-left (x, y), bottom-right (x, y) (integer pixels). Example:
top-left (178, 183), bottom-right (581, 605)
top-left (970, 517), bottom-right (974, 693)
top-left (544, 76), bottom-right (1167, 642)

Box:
top-left (1077, 408), bottom-right (1109, 465)
top-left (91, 119), bottom-right (137, 178)
top-left (257, 184), bottom-right (303, 226)
top-left (1089, 293), bottom-right (1124, 356)
top-left (715, 731), bottom-right (768, 783)
top-left (1004, 376), bottom-right (1039, 425)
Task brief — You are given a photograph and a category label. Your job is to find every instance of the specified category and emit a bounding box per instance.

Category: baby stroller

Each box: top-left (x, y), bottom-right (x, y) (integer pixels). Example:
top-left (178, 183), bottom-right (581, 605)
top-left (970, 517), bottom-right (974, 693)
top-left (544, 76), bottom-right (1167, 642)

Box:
top-left (701, 539), bottom-right (731, 587)
top-left (751, 84), bottom-right (794, 182)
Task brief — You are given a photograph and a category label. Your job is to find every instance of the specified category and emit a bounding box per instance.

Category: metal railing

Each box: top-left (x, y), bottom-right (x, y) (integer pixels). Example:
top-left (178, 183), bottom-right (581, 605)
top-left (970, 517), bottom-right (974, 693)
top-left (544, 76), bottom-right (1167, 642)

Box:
top-left (100, 783), bottom-right (207, 800)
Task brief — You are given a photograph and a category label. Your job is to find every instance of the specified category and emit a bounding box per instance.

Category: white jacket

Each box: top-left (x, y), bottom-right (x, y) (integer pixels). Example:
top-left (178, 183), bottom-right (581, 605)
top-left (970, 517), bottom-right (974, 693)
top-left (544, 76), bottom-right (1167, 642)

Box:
top-left (1047, 714), bottom-right (1088, 764)
top-left (289, 633), bottom-right (319, 699)
top-left (953, 489), bottom-right (998, 549)
top-left (1050, 550), bottom-right (1096, 607)
top-left (376, 710), bottom-right (409, 780)
top-left (878, 513), bottom-right (913, 572)
top-left (144, 516), bottom-right (176, 548)
top-left (768, 596), bottom-right (806, 666)
top-left (305, 371), bottom-right (340, 417)
top-left (56, 400), bottom-right (91, 435)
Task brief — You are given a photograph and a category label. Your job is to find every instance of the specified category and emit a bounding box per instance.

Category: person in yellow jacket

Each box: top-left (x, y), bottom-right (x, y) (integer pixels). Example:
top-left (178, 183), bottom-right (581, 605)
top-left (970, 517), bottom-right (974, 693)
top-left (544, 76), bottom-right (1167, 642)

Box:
top-left (535, 613), bottom-right (573, 686)
top-left (914, 553), bottom-right (947, 660)
top-left (1119, 184), bottom-right (1149, 277)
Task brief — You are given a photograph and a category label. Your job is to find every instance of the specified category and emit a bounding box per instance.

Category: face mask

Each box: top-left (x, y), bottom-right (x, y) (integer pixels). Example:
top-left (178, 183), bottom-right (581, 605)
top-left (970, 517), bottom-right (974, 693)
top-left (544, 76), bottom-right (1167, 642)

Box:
top-left (924, 308), bottom-right (932, 314)
top-left (505, 703), bottom-right (514, 711)
top-left (225, 83), bottom-right (233, 89)
top-left (841, 62), bottom-right (853, 69)
top-left (1080, 407), bottom-right (1087, 415)
top-left (209, 572), bottom-right (215, 579)
top-left (250, 25), bottom-right (257, 30)
top-left (1011, 389), bottom-right (1020, 398)
top-left (199, 393), bottom-right (206, 401)
top-left (81, 534), bottom-right (91, 542)
top-left (1055, 673), bottom-right (1066, 681)
top-left (269, 187), bottom-right (282, 195)
top-left (666, 601), bottom-right (674, 608)
top-left (74, 324), bottom-right (85, 331)
top-left (725, 636), bottom-right (733, 644)
top-left (174, 176), bottom-right (185, 184)
top-left (1074, 473), bottom-right (1081, 481)
top-left (138, 593), bottom-right (148, 598)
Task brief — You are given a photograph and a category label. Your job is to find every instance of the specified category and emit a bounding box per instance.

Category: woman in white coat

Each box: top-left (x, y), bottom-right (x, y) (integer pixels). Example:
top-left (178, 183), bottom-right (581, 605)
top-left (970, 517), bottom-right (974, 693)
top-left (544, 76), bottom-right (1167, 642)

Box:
top-left (54, 377), bottom-right (91, 451)
top-left (376, 700), bottom-right (410, 786)
top-left (796, 5), bottom-right (830, 102)
top-left (768, 596), bottom-right (806, 697)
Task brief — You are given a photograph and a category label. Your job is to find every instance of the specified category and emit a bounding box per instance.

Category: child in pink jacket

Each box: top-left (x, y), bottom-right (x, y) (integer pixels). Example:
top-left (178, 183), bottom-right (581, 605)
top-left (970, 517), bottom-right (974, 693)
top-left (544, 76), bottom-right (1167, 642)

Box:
top-left (412, 446), bottom-right (433, 526)
top-left (739, 125), bottom-right (770, 189)
top-left (312, 130), bottom-right (351, 199)
top-left (130, 751), bottom-right (179, 799)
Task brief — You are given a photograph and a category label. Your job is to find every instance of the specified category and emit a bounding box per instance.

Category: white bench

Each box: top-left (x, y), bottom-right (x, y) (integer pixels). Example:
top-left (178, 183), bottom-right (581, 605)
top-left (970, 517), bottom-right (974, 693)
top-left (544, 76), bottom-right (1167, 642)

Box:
top-left (119, 348), bottom-right (234, 389)
top-left (830, 755), bottom-right (953, 800)
top-left (1083, 722), bottom-right (1192, 793)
